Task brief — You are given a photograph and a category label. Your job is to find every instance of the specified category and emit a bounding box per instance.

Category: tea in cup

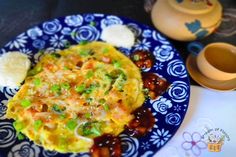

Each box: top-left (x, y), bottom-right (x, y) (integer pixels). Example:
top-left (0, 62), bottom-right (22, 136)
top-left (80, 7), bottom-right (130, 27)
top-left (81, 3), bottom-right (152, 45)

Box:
top-left (196, 43), bottom-right (236, 81)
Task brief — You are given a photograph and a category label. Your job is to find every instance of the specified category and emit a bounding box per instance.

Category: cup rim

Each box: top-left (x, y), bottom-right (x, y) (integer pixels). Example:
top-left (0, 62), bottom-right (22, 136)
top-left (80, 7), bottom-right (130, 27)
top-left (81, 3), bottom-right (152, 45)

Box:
top-left (187, 54), bottom-right (236, 91)
top-left (203, 42), bottom-right (236, 74)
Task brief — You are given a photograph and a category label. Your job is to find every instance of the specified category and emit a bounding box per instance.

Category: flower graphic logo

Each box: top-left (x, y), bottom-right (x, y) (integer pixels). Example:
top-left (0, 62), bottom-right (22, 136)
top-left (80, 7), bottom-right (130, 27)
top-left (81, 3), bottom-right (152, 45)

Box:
top-left (181, 132), bottom-right (207, 156)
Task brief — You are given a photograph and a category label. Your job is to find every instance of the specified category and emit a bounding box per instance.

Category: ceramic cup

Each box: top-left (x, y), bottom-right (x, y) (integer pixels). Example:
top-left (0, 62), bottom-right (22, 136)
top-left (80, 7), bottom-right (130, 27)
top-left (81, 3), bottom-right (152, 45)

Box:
top-left (196, 43), bottom-right (236, 81)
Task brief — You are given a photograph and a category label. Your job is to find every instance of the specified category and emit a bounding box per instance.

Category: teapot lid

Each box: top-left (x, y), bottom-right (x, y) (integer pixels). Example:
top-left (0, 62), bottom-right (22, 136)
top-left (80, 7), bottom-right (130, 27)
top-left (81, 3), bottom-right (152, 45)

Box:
top-left (168, 0), bottom-right (218, 14)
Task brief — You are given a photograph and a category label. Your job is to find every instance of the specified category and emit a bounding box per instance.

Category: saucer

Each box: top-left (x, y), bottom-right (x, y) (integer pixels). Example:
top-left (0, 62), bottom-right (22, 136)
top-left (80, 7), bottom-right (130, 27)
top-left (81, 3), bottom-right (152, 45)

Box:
top-left (186, 54), bottom-right (236, 91)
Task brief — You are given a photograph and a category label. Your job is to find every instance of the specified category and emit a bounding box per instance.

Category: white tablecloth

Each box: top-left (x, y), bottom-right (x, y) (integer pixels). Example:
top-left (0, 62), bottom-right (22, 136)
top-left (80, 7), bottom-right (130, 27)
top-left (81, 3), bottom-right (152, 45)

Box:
top-left (154, 85), bottom-right (236, 157)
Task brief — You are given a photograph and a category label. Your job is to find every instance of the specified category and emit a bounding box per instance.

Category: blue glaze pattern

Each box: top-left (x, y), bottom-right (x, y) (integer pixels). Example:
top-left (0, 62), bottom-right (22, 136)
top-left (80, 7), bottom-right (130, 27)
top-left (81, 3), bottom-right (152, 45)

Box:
top-left (185, 19), bottom-right (209, 39)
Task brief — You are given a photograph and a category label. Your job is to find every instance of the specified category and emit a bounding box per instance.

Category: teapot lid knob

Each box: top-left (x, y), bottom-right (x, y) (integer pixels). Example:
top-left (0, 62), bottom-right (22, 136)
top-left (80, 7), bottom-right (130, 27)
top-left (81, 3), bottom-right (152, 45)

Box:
top-left (168, 0), bottom-right (218, 14)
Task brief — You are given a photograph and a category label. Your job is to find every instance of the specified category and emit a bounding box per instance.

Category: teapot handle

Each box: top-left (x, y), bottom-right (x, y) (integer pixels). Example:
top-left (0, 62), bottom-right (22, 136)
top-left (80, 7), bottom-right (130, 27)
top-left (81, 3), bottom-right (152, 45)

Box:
top-left (187, 41), bottom-right (204, 56)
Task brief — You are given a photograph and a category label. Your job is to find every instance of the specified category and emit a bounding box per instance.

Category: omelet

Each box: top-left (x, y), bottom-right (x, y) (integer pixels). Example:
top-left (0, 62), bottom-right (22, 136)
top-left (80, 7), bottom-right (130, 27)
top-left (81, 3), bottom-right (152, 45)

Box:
top-left (6, 41), bottom-right (145, 153)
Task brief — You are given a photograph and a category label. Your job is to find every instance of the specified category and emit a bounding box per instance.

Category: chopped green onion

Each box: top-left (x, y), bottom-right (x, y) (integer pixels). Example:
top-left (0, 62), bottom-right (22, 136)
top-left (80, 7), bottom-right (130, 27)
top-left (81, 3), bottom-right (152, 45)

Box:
top-left (142, 88), bottom-right (149, 93)
top-left (82, 128), bottom-right (90, 136)
top-left (117, 87), bottom-right (124, 92)
top-left (91, 127), bottom-right (101, 136)
top-left (21, 99), bottom-right (31, 108)
top-left (105, 70), bottom-right (127, 94)
top-left (34, 120), bottom-right (43, 131)
top-left (102, 103), bottom-right (109, 111)
top-left (113, 60), bottom-right (121, 68)
top-left (13, 121), bottom-right (24, 132)
top-left (84, 113), bottom-right (91, 119)
top-left (79, 40), bottom-right (88, 45)
top-left (109, 69), bottom-right (124, 79)
top-left (86, 70), bottom-right (94, 79)
top-left (59, 114), bottom-right (66, 119)
top-left (79, 49), bottom-right (91, 57)
top-left (102, 47), bottom-right (109, 54)
top-left (51, 53), bottom-right (61, 58)
top-left (66, 119), bottom-right (77, 131)
top-left (89, 21), bottom-right (96, 26)
top-left (98, 98), bottom-right (106, 104)
top-left (84, 83), bottom-right (99, 94)
top-left (51, 84), bottom-right (61, 94)
top-left (133, 54), bottom-right (140, 61)
top-left (52, 104), bottom-right (65, 113)
top-left (102, 84), bottom-right (107, 88)
top-left (64, 41), bottom-right (71, 48)
top-left (76, 83), bottom-right (99, 94)
top-left (82, 122), bottom-right (101, 136)
top-left (104, 90), bottom-right (109, 95)
top-left (17, 132), bottom-right (25, 140)
top-left (75, 84), bottom-right (86, 93)
top-left (86, 98), bottom-right (93, 103)
top-left (142, 88), bottom-right (150, 98)
top-left (52, 104), bottom-right (60, 112)
top-left (33, 78), bottom-right (41, 86)
top-left (85, 88), bottom-right (93, 94)
top-left (61, 83), bottom-right (71, 90)
top-left (104, 73), bottom-right (113, 81)
top-left (120, 72), bottom-right (127, 80)
top-left (92, 82), bottom-right (100, 88)
top-left (28, 66), bottom-right (42, 76)
top-left (63, 66), bottom-right (70, 70)
top-left (117, 77), bottom-right (126, 92)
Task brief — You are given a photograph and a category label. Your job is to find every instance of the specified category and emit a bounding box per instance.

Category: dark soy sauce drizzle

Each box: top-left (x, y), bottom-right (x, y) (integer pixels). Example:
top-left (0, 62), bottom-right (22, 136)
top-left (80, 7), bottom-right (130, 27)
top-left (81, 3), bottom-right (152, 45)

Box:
top-left (90, 134), bottom-right (121, 157)
top-left (130, 50), bottom-right (154, 69)
top-left (142, 72), bottom-right (170, 100)
top-left (124, 106), bottom-right (155, 137)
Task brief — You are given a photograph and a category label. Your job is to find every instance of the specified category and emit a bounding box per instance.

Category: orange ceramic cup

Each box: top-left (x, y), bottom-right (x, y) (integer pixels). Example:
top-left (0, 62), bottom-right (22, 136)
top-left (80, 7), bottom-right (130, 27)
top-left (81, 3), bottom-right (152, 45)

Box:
top-left (196, 43), bottom-right (236, 81)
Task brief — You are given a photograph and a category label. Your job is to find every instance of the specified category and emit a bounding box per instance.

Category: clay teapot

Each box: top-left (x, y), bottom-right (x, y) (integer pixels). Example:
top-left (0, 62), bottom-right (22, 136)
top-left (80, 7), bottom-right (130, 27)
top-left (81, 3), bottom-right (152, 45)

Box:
top-left (151, 0), bottom-right (222, 41)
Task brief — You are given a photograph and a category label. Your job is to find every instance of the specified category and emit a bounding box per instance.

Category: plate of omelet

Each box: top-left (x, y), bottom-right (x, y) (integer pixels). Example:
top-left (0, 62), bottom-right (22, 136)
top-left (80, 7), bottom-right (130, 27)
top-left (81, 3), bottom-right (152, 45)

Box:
top-left (0, 14), bottom-right (190, 157)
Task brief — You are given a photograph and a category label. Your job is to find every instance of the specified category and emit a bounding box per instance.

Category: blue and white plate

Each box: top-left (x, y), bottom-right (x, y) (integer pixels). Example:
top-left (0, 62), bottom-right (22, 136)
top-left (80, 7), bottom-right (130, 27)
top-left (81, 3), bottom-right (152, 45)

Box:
top-left (0, 14), bottom-right (190, 157)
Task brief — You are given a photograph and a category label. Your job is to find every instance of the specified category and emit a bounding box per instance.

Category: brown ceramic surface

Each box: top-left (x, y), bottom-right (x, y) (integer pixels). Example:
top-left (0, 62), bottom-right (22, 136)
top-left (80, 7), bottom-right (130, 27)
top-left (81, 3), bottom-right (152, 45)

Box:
top-left (196, 43), bottom-right (236, 81)
top-left (186, 54), bottom-right (236, 91)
